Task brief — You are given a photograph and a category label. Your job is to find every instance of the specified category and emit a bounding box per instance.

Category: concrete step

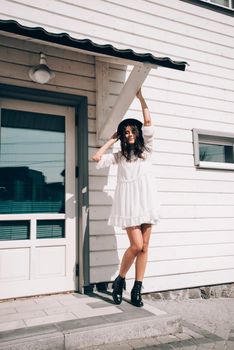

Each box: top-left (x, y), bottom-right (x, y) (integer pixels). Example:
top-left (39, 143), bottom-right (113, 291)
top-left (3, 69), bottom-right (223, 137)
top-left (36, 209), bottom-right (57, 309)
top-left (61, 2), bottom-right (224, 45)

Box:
top-left (0, 292), bottom-right (182, 350)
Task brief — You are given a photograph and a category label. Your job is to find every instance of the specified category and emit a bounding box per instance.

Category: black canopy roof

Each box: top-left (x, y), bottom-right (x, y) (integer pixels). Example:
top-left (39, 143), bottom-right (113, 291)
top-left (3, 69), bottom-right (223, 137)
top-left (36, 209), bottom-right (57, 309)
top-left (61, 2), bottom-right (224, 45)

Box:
top-left (0, 19), bottom-right (187, 71)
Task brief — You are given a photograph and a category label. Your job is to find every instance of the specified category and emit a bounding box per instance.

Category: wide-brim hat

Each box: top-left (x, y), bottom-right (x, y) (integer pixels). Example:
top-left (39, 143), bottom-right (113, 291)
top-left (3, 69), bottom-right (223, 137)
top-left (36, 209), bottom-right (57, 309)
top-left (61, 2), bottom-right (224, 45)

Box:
top-left (117, 118), bottom-right (143, 136)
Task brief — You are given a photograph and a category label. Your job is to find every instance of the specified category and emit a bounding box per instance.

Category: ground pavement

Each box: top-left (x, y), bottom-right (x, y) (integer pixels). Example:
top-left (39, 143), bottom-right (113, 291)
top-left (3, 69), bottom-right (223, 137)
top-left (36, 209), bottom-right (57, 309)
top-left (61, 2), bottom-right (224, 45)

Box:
top-left (84, 297), bottom-right (234, 350)
top-left (0, 290), bottom-right (233, 349)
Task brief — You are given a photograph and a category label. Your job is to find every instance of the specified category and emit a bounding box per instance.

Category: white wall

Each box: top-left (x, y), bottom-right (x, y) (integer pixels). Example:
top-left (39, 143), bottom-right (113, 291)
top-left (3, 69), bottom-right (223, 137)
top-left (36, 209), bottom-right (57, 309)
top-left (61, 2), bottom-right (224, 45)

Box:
top-left (0, 0), bottom-right (234, 293)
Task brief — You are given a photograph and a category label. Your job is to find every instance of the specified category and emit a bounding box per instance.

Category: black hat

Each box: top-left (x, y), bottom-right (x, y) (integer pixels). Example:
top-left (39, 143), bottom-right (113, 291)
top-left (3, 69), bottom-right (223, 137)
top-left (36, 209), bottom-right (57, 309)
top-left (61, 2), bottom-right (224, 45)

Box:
top-left (117, 118), bottom-right (143, 136)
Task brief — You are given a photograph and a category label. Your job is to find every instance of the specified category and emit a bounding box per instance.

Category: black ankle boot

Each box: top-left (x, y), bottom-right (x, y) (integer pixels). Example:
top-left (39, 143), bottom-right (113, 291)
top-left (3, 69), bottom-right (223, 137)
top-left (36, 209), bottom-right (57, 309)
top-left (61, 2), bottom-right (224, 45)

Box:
top-left (112, 275), bottom-right (126, 305)
top-left (131, 280), bottom-right (144, 307)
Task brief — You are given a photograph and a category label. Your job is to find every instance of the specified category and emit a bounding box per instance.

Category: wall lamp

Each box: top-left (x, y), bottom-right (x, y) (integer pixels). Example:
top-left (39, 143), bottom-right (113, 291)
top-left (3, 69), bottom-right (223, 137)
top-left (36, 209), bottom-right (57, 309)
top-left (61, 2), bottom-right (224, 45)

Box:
top-left (29, 53), bottom-right (55, 84)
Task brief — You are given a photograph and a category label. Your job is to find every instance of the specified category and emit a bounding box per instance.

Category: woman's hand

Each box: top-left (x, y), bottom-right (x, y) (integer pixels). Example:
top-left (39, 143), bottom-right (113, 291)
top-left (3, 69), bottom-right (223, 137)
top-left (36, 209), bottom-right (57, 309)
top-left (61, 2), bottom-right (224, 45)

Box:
top-left (92, 153), bottom-right (101, 162)
top-left (136, 88), bottom-right (151, 126)
top-left (111, 131), bottom-right (119, 141)
top-left (92, 131), bottom-right (119, 162)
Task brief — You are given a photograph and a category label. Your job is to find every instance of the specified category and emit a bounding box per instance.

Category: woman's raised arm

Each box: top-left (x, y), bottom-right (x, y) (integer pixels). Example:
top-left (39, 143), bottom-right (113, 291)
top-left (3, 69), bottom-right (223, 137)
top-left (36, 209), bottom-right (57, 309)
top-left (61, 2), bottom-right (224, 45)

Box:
top-left (136, 88), bottom-right (151, 126)
top-left (92, 132), bottom-right (119, 162)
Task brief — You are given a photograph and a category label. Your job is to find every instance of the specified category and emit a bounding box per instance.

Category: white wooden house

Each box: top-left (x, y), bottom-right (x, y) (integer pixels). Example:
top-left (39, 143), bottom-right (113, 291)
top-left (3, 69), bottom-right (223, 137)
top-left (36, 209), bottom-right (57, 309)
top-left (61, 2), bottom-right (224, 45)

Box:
top-left (0, 0), bottom-right (233, 300)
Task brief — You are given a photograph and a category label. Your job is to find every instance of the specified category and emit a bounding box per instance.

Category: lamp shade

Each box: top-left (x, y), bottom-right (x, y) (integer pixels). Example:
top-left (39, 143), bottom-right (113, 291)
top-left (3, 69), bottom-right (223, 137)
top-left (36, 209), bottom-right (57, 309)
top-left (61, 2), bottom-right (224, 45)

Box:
top-left (29, 53), bottom-right (55, 84)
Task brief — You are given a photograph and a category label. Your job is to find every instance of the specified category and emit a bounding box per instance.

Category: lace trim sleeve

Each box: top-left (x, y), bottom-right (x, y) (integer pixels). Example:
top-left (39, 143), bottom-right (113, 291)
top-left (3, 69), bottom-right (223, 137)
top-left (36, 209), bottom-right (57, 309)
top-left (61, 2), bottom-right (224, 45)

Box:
top-left (142, 126), bottom-right (155, 152)
top-left (96, 152), bottom-right (119, 169)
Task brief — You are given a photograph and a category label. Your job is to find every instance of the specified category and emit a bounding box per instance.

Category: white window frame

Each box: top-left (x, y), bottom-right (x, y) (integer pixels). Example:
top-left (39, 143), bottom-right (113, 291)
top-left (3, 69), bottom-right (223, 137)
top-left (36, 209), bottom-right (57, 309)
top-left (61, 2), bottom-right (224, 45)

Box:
top-left (193, 129), bottom-right (234, 170)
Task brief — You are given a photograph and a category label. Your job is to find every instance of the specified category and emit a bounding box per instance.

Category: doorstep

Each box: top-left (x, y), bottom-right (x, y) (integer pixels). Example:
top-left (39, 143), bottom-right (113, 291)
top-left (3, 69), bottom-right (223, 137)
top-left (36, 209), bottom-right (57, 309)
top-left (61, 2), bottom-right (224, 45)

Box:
top-left (0, 291), bottom-right (182, 350)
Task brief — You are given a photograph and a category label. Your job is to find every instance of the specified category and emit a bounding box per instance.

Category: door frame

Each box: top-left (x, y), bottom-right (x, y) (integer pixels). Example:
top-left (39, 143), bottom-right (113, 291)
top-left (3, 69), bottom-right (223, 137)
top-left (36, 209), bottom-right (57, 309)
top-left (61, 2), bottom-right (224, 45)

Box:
top-left (0, 83), bottom-right (89, 293)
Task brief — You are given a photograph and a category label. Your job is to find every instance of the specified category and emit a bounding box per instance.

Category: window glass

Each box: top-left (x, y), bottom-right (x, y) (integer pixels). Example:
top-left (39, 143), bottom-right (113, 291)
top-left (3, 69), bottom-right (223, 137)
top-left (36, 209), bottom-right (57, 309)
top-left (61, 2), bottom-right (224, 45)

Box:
top-left (197, 0), bottom-right (233, 9)
top-left (210, 0), bottom-right (229, 6)
top-left (199, 143), bottom-right (234, 163)
top-left (0, 109), bottom-right (65, 214)
top-left (0, 221), bottom-right (30, 240)
top-left (37, 220), bottom-right (65, 239)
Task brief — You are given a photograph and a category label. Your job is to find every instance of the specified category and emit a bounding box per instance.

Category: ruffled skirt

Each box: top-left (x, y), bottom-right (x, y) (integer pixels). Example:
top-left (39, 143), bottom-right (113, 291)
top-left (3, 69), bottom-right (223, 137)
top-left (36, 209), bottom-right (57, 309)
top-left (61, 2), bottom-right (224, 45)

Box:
top-left (108, 173), bottom-right (160, 228)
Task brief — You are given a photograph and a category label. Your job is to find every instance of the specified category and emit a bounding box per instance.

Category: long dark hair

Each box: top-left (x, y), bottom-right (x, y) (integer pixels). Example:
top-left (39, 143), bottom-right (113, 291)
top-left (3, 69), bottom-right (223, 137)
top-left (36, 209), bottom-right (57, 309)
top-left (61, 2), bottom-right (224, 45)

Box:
top-left (119, 123), bottom-right (148, 161)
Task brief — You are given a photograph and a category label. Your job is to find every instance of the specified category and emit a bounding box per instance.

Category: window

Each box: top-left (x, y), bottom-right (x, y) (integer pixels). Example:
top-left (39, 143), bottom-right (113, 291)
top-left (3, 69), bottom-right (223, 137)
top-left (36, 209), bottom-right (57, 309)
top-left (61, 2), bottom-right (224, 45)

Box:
top-left (193, 129), bottom-right (234, 170)
top-left (0, 109), bottom-right (65, 214)
top-left (201, 0), bottom-right (234, 9)
top-left (37, 220), bottom-right (65, 239)
top-left (180, 0), bottom-right (234, 14)
top-left (0, 221), bottom-right (30, 240)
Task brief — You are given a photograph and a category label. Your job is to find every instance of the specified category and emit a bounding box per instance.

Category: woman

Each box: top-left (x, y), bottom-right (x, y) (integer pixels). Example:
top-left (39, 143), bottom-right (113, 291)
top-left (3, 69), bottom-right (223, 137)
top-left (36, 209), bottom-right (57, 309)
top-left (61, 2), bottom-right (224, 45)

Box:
top-left (92, 89), bottom-right (160, 307)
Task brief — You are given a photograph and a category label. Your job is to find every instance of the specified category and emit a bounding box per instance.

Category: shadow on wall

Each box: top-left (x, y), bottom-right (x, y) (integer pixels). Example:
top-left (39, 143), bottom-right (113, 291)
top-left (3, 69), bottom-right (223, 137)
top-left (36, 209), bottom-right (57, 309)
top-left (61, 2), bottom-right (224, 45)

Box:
top-left (89, 64), bottom-right (130, 291)
top-left (89, 160), bottom-right (121, 291)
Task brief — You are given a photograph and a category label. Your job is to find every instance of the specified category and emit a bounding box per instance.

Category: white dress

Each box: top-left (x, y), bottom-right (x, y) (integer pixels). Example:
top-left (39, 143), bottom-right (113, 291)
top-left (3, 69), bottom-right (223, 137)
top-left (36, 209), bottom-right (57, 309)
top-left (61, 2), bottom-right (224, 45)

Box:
top-left (96, 125), bottom-right (160, 228)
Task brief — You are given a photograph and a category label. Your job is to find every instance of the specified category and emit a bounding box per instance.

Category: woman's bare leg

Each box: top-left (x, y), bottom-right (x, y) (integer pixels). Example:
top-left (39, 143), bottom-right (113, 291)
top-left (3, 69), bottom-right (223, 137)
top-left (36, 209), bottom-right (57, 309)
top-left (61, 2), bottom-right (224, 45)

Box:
top-left (135, 224), bottom-right (152, 281)
top-left (119, 226), bottom-right (143, 278)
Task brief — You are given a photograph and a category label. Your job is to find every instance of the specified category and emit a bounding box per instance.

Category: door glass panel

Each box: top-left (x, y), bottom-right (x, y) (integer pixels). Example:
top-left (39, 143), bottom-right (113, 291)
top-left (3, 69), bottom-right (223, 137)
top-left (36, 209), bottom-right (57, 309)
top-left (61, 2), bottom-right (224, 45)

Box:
top-left (0, 109), bottom-right (65, 214)
top-left (37, 220), bottom-right (65, 239)
top-left (0, 221), bottom-right (30, 240)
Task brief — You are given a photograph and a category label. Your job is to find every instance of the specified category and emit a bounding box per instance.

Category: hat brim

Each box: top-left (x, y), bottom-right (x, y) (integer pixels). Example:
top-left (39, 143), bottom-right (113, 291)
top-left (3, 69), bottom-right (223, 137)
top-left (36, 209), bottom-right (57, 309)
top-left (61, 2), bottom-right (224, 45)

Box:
top-left (117, 118), bottom-right (143, 136)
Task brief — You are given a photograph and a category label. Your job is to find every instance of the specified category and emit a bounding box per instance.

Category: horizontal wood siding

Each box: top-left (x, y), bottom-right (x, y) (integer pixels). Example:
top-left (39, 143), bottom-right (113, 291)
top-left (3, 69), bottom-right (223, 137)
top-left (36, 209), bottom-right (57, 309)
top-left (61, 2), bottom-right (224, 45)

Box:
top-left (1, 0), bottom-right (234, 292)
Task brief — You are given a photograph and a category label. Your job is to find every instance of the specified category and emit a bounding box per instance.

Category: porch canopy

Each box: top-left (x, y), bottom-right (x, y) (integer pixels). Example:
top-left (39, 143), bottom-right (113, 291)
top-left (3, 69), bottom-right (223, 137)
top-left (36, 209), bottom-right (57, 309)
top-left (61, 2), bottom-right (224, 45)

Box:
top-left (0, 19), bottom-right (188, 143)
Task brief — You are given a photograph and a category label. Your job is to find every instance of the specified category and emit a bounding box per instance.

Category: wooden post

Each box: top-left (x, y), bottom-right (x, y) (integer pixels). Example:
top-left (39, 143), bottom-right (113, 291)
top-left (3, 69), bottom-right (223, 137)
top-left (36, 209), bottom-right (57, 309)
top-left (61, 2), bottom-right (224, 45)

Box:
top-left (95, 61), bottom-right (110, 145)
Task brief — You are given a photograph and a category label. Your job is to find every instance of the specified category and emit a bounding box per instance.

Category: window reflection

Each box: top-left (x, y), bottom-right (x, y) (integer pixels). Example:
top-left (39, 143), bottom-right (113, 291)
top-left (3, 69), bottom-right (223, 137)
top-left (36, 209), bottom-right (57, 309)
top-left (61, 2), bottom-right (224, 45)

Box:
top-left (210, 0), bottom-right (229, 7)
top-left (199, 143), bottom-right (234, 163)
top-left (0, 109), bottom-right (65, 214)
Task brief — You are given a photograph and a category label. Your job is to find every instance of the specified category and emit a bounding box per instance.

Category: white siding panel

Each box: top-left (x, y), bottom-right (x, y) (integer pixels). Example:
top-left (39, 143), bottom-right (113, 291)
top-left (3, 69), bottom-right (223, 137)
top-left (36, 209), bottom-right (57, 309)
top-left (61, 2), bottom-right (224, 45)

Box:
top-left (0, 35), bottom-right (94, 64)
top-left (111, 89), bottom-right (234, 114)
top-left (108, 0), bottom-right (234, 27)
top-left (157, 218), bottom-right (234, 232)
top-left (156, 69), bottom-right (234, 92)
top-left (144, 76), bottom-right (234, 103)
top-left (89, 217), bottom-right (234, 235)
top-left (0, 61), bottom-right (95, 92)
top-left (153, 231), bottom-right (234, 247)
top-left (90, 189), bottom-right (234, 206)
top-left (142, 269), bottom-right (234, 293)
top-left (90, 221), bottom-right (118, 236)
top-left (160, 205), bottom-right (234, 219)
top-left (90, 206), bottom-right (111, 221)
top-left (158, 179), bottom-right (234, 193)
top-left (152, 0), bottom-right (234, 25)
top-left (5, 0), bottom-right (233, 56)
top-left (0, 46), bottom-right (95, 77)
top-left (90, 265), bottom-right (234, 291)
top-left (89, 191), bottom-right (113, 206)
top-left (90, 231), bottom-right (234, 248)
top-left (85, 0), bottom-right (234, 293)
top-left (155, 166), bottom-right (234, 182)
top-left (13, 0), bottom-right (234, 49)
top-left (93, 255), bottom-right (234, 282)
top-left (90, 247), bottom-right (234, 268)
top-left (90, 204), bottom-right (234, 221)
top-left (160, 191), bottom-right (234, 205)
top-left (154, 114), bottom-right (234, 131)
top-left (149, 244), bottom-right (234, 261)
top-left (146, 256), bottom-right (234, 277)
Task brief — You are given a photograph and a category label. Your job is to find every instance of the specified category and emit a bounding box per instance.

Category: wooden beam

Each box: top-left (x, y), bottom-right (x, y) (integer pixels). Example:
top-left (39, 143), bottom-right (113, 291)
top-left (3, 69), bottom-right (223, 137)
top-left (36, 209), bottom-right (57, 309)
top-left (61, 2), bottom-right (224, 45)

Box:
top-left (95, 60), bottom-right (110, 144)
top-left (97, 63), bottom-right (152, 143)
